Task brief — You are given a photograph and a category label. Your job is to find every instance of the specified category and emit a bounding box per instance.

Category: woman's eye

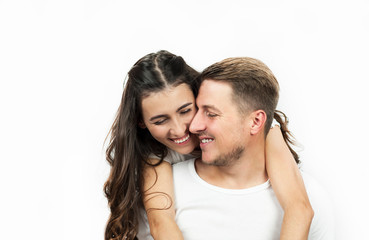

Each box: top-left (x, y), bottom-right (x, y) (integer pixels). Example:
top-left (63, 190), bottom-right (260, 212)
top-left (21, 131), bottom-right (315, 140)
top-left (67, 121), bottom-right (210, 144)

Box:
top-left (180, 109), bottom-right (191, 114)
top-left (154, 119), bottom-right (167, 125)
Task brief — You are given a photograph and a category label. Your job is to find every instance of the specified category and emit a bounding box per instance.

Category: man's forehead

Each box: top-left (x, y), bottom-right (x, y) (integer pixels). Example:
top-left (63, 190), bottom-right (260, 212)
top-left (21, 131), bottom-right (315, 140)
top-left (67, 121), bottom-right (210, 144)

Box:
top-left (196, 80), bottom-right (233, 107)
top-left (199, 79), bottom-right (232, 91)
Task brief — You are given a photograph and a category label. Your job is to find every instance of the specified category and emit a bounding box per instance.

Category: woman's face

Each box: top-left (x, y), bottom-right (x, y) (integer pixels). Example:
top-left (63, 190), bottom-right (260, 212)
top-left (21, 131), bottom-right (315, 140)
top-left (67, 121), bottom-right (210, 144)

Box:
top-left (141, 83), bottom-right (199, 155)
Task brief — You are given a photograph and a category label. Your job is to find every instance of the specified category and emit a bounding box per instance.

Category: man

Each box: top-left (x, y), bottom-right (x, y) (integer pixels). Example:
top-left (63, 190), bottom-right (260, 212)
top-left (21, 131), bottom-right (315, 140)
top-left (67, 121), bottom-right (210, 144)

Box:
top-left (172, 57), bottom-right (334, 239)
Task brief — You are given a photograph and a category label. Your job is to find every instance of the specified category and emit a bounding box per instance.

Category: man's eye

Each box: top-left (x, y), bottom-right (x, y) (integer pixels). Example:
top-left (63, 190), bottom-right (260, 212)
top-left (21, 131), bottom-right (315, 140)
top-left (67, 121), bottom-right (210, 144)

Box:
top-left (154, 119), bottom-right (167, 125)
top-left (206, 112), bottom-right (218, 118)
top-left (180, 109), bottom-right (191, 114)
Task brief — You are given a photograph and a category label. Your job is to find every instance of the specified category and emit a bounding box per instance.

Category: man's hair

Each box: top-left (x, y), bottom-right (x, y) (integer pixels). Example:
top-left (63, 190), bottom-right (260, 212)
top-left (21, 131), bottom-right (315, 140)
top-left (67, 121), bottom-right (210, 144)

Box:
top-left (199, 57), bottom-right (280, 136)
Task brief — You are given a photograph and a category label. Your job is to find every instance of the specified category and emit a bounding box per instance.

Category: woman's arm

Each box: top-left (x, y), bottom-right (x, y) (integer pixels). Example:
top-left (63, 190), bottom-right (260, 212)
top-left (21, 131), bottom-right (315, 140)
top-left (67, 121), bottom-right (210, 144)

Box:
top-left (142, 159), bottom-right (184, 240)
top-left (266, 127), bottom-right (314, 240)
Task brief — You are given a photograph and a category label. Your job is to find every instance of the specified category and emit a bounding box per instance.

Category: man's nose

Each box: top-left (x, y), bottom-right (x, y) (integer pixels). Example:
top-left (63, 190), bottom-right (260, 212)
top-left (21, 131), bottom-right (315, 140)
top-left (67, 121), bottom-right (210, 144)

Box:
top-left (189, 110), bottom-right (205, 134)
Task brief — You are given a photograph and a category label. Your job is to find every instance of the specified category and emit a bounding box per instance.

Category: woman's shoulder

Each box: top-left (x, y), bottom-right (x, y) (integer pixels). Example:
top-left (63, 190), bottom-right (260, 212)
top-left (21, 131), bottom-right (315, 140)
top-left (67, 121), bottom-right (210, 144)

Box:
top-left (166, 149), bottom-right (193, 164)
top-left (148, 148), bottom-right (192, 164)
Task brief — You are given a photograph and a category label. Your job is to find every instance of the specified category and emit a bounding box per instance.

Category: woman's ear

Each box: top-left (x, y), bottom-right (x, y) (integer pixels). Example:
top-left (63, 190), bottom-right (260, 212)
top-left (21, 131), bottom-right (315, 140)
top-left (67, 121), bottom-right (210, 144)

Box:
top-left (249, 110), bottom-right (267, 135)
top-left (138, 121), bottom-right (146, 129)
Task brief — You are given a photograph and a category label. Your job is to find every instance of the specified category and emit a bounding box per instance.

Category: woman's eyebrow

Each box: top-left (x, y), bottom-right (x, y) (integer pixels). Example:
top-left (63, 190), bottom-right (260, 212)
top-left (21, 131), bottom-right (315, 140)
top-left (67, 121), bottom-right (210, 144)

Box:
top-left (176, 102), bottom-right (192, 112)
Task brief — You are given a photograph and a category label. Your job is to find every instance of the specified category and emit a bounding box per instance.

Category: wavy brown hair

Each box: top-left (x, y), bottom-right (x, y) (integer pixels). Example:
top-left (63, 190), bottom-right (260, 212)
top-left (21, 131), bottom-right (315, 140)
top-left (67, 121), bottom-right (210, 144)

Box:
top-left (104, 50), bottom-right (199, 240)
top-left (199, 57), bottom-right (300, 163)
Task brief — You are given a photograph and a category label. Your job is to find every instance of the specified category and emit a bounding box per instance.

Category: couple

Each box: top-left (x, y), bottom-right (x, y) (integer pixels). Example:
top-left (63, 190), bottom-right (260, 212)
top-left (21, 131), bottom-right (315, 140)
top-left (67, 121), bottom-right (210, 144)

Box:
top-left (104, 51), bottom-right (334, 240)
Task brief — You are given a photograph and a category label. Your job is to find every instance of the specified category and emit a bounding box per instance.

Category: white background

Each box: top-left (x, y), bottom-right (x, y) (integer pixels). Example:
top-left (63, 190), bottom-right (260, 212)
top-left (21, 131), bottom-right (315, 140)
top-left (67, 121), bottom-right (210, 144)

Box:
top-left (1, 0), bottom-right (368, 239)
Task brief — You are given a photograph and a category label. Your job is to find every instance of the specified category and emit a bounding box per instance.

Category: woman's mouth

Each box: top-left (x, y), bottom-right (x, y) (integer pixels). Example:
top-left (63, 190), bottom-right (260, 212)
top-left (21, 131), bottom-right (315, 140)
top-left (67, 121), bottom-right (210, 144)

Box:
top-left (170, 133), bottom-right (190, 145)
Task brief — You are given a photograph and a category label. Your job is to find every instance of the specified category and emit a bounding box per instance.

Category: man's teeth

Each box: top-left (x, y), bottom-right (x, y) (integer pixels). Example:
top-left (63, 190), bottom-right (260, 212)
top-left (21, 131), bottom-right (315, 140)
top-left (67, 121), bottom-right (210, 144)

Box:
top-left (174, 134), bottom-right (190, 144)
top-left (201, 138), bottom-right (213, 143)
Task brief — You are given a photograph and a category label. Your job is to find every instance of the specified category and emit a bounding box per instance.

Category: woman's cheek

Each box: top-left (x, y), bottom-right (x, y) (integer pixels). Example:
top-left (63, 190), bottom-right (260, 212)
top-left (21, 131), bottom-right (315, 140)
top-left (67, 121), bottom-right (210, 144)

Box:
top-left (148, 126), bottom-right (163, 141)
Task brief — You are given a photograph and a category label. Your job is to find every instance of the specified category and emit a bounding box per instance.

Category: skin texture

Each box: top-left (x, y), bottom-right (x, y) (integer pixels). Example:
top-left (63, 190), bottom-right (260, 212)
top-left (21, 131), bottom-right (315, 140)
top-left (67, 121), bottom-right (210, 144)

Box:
top-left (141, 82), bottom-right (313, 240)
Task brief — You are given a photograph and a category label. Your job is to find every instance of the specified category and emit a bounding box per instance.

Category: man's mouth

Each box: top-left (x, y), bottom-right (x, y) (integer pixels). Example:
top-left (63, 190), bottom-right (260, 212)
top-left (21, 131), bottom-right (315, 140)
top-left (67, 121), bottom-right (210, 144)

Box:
top-left (170, 133), bottom-right (190, 144)
top-left (200, 138), bottom-right (214, 143)
top-left (199, 136), bottom-right (214, 145)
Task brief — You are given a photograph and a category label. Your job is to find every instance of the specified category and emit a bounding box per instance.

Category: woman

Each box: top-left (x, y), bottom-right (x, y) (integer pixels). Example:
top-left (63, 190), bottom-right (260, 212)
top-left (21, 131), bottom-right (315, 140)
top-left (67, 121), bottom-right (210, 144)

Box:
top-left (104, 50), bottom-right (313, 240)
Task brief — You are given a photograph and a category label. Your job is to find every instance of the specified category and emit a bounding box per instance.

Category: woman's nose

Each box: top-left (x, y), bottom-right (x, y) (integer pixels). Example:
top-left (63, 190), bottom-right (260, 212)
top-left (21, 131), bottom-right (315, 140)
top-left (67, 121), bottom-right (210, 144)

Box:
top-left (169, 117), bottom-right (187, 137)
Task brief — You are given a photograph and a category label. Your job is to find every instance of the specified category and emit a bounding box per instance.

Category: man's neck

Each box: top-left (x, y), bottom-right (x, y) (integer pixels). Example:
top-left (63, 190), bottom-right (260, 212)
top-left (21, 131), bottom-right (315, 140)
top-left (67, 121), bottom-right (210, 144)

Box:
top-left (195, 142), bottom-right (268, 189)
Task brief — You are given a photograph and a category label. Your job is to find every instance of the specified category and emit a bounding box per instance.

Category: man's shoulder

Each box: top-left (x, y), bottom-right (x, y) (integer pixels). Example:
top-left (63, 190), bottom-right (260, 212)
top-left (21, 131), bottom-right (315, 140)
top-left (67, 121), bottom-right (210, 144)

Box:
top-left (300, 171), bottom-right (330, 201)
top-left (300, 171), bottom-right (335, 239)
top-left (300, 171), bottom-right (332, 212)
top-left (301, 172), bottom-right (322, 190)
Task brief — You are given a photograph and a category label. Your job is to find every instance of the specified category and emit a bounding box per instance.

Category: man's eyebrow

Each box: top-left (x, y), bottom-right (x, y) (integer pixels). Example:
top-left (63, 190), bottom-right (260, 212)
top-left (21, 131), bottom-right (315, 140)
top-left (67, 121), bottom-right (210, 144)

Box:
top-left (176, 102), bottom-right (193, 113)
top-left (202, 104), bottom-right (221, 113)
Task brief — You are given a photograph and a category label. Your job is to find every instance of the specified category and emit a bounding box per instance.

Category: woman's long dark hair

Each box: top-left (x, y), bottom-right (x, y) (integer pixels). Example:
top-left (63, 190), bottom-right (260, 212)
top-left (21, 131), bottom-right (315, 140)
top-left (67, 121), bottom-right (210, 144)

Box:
top-left (104, 50), bottom-right (199, 240)
top-left (274, 110), bottom-right (300, 164)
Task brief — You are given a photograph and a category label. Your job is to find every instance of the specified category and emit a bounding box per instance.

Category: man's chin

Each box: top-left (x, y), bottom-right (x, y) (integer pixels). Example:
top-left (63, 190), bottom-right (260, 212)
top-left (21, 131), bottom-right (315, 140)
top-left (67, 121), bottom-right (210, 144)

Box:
top-left (201, 155), bottom-right (228, 166)
top-left (200, 153), bottom-right (213, 164)
top-left (202, 146), bottom-right (244, 167)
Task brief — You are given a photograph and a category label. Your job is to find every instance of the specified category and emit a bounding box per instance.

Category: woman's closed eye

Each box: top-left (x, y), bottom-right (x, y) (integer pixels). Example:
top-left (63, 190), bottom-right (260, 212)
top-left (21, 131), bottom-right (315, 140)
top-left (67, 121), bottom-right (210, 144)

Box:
top-left (153, 118), bottom-right (167, 125)
top-left (180, 108), bottom-right (192, 115)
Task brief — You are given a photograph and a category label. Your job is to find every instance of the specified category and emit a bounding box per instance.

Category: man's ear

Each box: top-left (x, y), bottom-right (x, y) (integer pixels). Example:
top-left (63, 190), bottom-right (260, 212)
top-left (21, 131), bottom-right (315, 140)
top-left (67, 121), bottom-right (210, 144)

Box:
top-left (249, 110), bottom-right (267, 135)
top-left (138, 121), bottom-right (146, 129)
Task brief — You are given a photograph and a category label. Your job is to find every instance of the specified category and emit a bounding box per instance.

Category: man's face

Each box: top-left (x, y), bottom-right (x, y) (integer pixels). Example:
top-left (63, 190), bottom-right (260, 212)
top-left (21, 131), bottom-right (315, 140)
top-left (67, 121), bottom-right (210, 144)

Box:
top-left (190, 80), bottom-right (251, 166)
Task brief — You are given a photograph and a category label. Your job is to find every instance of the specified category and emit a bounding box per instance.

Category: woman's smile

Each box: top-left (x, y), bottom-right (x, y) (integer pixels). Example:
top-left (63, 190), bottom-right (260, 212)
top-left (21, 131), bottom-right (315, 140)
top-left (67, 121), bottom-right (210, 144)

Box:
top-left (170, 133), bottom-right (191, 144)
